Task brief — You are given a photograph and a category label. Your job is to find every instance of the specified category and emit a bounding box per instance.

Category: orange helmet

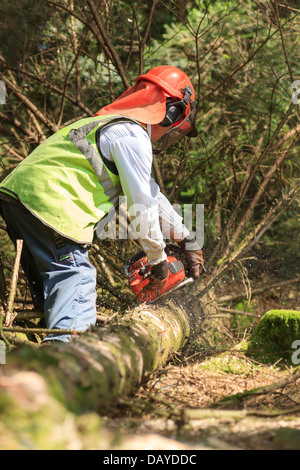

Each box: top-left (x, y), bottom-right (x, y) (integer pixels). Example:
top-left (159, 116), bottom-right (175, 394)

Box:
top-left (137, 65), bottom-right (195, 103)
top-left (137, 66), bottom-right (198, 152)
top-left (137, 66), bottom-right (196, 123)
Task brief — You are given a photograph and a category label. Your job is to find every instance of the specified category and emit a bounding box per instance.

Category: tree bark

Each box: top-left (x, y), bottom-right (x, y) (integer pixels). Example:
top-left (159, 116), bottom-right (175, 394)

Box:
top-left (2, 296), bottom-right (192, 414)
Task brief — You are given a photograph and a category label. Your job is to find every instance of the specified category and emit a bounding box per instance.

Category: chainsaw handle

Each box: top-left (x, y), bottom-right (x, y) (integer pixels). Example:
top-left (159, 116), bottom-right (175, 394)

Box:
top-left (124, 250), bottom-right (146, 277)
top-left (139, 266), bottom-right (150, 278)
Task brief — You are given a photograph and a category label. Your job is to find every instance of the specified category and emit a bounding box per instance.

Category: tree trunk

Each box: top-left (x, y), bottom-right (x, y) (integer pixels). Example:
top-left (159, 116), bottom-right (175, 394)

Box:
top-left (2, 296), bottom-right (193, 414)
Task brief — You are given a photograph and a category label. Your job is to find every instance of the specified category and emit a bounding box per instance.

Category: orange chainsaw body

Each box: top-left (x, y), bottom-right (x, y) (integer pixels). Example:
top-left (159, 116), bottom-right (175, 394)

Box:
top-left (125, 252), bottom-right (186, 303)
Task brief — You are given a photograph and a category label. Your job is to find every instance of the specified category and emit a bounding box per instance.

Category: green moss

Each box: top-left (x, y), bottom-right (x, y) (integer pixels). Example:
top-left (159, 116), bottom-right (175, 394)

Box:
top-left (0, 388), bottom-right (104, 450)
top-left (247, 309), bottom-right (300, 364)
top-left (198, 351), bottom-right (258, 376)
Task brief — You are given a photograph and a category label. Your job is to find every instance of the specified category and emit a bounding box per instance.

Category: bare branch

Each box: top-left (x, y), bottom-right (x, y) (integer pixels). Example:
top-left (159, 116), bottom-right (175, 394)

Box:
top-left (0, 74), bottom-right (59, 133)
top-left (86, 0), bottom-right (130, 88)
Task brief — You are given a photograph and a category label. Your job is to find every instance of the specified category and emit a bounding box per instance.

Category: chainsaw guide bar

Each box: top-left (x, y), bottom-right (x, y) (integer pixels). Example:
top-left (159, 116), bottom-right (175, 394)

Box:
top-left (147, 276), bottom-right (194, 304)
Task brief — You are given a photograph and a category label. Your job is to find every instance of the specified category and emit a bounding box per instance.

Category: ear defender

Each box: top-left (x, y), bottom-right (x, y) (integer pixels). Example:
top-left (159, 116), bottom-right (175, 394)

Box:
top-left (159, 98), bottom-right (184, 127)
top-left (159, 86), bottom-right (193, 128)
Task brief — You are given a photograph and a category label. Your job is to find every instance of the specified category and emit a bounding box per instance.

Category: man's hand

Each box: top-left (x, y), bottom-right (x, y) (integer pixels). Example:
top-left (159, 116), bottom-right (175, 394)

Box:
top-left (144, 259), bottom-right (169, 291)
top-left (178, 233), bottom-right (204, 279)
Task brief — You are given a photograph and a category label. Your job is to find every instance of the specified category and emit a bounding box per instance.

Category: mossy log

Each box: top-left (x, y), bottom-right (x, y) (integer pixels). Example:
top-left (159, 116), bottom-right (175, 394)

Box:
top-left (247, 309), bottom-right (300, 364)
top-left (1, 297), bottom-right (192, 414)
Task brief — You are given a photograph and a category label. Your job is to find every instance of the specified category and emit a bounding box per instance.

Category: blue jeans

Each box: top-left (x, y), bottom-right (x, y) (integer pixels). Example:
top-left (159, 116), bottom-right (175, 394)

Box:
top-left (1, 200), bottom-right (97, 342)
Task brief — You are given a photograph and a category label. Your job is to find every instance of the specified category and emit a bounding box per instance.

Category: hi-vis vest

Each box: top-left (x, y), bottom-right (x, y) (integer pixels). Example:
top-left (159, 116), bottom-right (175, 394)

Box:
top-left (0, 115), bottom-right (144, 243)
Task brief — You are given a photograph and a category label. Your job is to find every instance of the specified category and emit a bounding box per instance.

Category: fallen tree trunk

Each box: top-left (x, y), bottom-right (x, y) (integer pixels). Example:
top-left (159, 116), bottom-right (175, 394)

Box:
top-left (1, 295), bottom-right (193, 414)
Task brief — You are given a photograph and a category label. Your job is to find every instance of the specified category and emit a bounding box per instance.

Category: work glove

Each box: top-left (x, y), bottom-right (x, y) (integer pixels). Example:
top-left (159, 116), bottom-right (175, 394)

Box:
top-left (144, 259), bottom-right (169, 292)
top-left (178, 233), bottom-right (204, 279)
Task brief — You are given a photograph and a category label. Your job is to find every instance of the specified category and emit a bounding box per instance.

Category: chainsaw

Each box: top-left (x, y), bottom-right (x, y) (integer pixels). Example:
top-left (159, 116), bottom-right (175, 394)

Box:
top-left (124, 244), bottom-right (194, 303)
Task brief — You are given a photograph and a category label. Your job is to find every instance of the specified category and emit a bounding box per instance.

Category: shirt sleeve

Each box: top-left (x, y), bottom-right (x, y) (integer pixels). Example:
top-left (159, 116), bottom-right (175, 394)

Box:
top-left (98, 122), bottom-right (167, 265)
top-left (149, 178), bottom-right (190, 242)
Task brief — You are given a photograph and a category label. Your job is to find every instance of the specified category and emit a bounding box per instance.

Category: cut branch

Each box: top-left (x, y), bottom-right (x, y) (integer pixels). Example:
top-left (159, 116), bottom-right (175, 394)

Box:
top-left (5, 239), bottom-right (23, 327)
top-left (217, 368), bottom-right (300, 405)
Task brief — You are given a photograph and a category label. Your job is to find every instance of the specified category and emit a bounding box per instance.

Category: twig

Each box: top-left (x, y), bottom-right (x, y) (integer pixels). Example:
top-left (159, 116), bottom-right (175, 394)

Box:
top-left (86, 0), bottom-right (130, 88)
top-left (183, 405), bottom-right (300, 420)
top-left (228, 148), bottom-right (291, 253)
top-left (145, 392), bottom-right (181, 416)
top-left (47, 0), bottom-right (130, 88)
top-left (152, 157), bottom-right (167, 195)
top-left (216, 307), bottom-right (260, 318)
top-left (0, 74), bottom-right (58, 133)
top-left (207, 103), bottom-right (296, 270)
top-left (13, 308), bottom-right (117, 325)
top-left (10, 309), bottom-right (44, 320)
top-left (138, 0), bottom-right (158, 74)
top-left (1, 66), bottom-right (94, 118)
top-left (218, 276), bottom-right (300, 303)
top-left (2, 326), bottom-right (82, 336)
top-left (57, 25), bottom-right (89, 128)
top-left (198, 8), bottom-right (300, 105)
top-left (217, 368), bottom-right (300, 405)
top-left (196, 184), bottom-right (300, 298)
top-left (0, 110), bottom-right (40, 144)
top-left (5, 239), bottom-right (23, 327)
top-left (247, 406), bottom-right (300, 417)
top-left (275, 1), bottom-right (294, 83)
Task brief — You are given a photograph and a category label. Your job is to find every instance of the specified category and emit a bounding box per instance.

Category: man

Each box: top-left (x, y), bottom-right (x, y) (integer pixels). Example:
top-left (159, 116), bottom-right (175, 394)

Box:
top-left (0, 65), bottom-right (204, 343)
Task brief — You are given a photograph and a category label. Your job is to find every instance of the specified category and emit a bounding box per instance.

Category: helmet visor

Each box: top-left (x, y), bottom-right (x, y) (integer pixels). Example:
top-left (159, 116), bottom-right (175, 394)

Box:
top-left (153, 107), bottom-right (198, 154)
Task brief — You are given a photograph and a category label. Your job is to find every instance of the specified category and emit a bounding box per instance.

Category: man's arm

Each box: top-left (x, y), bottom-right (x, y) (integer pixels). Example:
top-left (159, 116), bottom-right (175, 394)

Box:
top-left (149, 178), bottom-right (204, 278)
top-left (99, 121), bottom-right (204, 280)
top-left (99, 122), bottom-right (167, 265)
top-left (149, 178), bottom-right (190, 242)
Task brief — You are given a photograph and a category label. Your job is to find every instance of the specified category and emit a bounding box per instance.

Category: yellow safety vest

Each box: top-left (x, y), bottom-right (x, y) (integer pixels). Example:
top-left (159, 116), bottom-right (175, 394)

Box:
top-left (0, 115), bottom-right (143, 243)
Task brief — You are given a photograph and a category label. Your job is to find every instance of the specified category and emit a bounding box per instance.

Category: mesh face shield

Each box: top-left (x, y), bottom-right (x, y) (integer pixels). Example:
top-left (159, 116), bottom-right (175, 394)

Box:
top-left (153, 105), bottom-right (198, 154)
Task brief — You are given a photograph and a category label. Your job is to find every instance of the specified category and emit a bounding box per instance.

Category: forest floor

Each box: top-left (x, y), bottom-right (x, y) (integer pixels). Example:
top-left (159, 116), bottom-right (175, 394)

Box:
top-left (101, 349), bottom-right (300, 450)
top-left (97, 283), bottom-right (300, 451)
top-left (1, 283), bottom-right (299, 450)
top-left (2, 343), bottom-right (299, 451)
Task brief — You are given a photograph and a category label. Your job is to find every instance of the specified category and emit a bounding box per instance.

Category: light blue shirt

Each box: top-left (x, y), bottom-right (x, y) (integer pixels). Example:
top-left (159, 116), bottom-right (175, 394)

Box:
top-left (99, 121), bottom-right (189, 264)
